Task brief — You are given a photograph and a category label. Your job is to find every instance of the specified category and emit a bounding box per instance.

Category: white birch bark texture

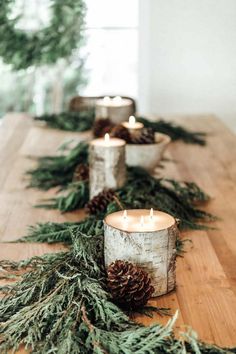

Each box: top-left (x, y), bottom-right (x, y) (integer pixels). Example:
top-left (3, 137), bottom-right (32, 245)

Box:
top-left (104, 221), bottom-right (178, 297)
top-left (96, 101), bottom-right (134, 124)
top-left (89, 141), bottom-right (126, 198)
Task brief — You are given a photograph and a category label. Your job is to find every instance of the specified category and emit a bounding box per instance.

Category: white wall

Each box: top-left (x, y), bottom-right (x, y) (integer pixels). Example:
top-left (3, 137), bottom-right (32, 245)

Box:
top-left (138, 0), bottom-right (236, 130)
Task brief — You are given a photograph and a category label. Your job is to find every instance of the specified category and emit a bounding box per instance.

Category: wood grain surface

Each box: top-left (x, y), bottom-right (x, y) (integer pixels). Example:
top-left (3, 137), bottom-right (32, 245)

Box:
top-left (0, 113), bottom-right (236, 349)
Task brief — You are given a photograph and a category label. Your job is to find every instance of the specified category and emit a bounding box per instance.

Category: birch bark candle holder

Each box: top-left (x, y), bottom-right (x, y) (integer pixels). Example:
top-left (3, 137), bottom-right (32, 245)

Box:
top-left (104, 209), bottom-right (179, 297)
top-left (96, 96), bottom-right (135, 124)
top-left (126, 133), bottom-right (171, 171)
top-left (89, 133), bottom-right (126, 198)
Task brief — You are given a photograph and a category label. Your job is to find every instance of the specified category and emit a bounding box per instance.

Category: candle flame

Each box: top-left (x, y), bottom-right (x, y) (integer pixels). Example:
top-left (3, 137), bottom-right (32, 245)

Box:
top-left (129, 115), bottom-right (136, 126)
top-left (103, 96), bottom-right (111, 104)
top-left (140, 215), bottom-right (144, 227)
top-left (150, 208), bottom-right (154, 219)
top-left (123, 210), bottom-right (127, 220)
top-left (104, 133), bottom-right (110, 143)
top-left (113, 96), bottom-right (122, 105)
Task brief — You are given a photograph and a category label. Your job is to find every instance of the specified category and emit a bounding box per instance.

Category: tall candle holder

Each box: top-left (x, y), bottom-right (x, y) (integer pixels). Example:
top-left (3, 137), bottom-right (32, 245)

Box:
top-left (104, 209), bottom-right (179, 297)
top-left (89, 134), bottom-right (126, 198)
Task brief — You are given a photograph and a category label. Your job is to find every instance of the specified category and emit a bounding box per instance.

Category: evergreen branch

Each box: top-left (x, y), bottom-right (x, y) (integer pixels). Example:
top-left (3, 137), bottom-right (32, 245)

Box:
top-left (137, 117), bottom-right (207, 145)
top-left (34, 110), bottom-right (95, 132)
top-left (35, 181), bottom-right (89, 212)
top-left (18, 217), bottom-right (103, 244)
top-left (27, 142), bottom-right (88, 190)
top-left (33, 167), bottom-right (216, 230)
top-left (106, 167), bottom-right (217, 230)
top-left (0, 233), bottom-right (234, 353)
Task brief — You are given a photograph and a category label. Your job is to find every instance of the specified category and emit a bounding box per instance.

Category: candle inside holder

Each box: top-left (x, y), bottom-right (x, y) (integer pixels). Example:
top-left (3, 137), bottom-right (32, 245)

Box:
top-left (122, 116), bottom-right (144, 135)
top-left (89, 134), bottom-right (126, 198)
top-left (105, 209), bottom-right (175, 232)
top-left (104, 209), bottom-right (178, 297)
top-left (96, 96), bottom-right (135, 124)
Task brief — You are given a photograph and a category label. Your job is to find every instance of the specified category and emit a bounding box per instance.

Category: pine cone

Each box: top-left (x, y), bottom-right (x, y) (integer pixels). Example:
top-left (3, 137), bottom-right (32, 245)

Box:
top-left (111, 124), bottom-right (131, 143)
top-left (107, 260), bottom-right (154, 309)
top-left (73, 164), bottom-right (89, 182)
top-left (131, 128), bottom-right (155, 144)
top-left (85, 189), bottom-right (115, 215)
top-left (93, 118), bottom-right (114, 138)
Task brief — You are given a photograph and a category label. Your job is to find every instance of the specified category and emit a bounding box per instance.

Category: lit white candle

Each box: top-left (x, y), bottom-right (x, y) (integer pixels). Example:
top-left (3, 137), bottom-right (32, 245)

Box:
top-left (91, 133), bottom-right (125, 148)
top-left (89, 135), bottom-right (126, 198)
top-left (104, 209), bottom-right (179, 297)
top-left (122, 116), bottom-right (144, 134)
top-left (96, 96), bottom-right (135, 124)
top-left (103, 96), bottom-right (111, 105)
top-left (105, 209), bottom-right (175, 232)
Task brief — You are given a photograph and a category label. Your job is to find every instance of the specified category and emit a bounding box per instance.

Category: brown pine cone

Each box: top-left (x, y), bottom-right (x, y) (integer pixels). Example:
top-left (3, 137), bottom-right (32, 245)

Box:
top-left (85, 189), bottom-right (115, 215)
top-left (73, 164), bottom-right (89, 182)
top-left (93, 118), bottom-right (114, 138)
top-left (111, 124), bottom-right (131, 143)
top-left (107, 260), bottom-right (154, 309)
top-left (131, 128), bottom-right (155, 144)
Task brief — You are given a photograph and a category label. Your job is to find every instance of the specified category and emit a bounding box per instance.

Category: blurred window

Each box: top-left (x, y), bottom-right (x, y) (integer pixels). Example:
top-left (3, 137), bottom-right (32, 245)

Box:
top-left (82, 0), bottom-right (139, 98)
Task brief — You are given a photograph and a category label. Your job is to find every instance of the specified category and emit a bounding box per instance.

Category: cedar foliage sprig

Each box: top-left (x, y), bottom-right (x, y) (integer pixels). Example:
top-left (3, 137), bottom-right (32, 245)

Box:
top-left (137, 117), bottom-right (207, 145)
top-left (0, 231), bottom-right (234, 353)
top-left (27, 142), bottom-right (88, 190)
top-left (19, 217), bottom-right (103, 244)
top-left (34, 110), bottom-right (95, 131)
top-left (36, 181), bottom-right (89, 212)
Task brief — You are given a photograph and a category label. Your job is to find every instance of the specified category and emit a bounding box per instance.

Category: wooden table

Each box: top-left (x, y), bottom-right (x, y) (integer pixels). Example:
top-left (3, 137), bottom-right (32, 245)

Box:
top-left (0, 113), bottom-right (236, 349)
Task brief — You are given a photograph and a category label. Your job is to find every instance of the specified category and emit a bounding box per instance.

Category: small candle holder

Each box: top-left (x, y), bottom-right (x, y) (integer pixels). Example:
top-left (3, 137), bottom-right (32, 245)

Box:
top-left (104, 209), bottom-right (179, 297)
top-left (96, 96), bottom-right (135, 124)
top-left (121, 116), bottom-right (144, 137)
top-left (89, 134), bottom-right (126, 198)
top-left (126, 133), bottom-right (171, 171)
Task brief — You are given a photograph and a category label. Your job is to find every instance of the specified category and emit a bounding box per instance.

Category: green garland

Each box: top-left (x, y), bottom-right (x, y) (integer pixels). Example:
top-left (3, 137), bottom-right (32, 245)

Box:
top-left (33, 111), bottom-right (207, 145)
top-left (34, 110), bottom-right (95, 131)
top-left (0, 230), bottom-right (234, 353)
top-left (35, 166), bottom-right (215, 230)
top-left (0, 0), bottom-right (86, 70)
top-left (27, 141), bottom-right (215, 229)
top-left (17, 216), bottom-right (187, 257)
